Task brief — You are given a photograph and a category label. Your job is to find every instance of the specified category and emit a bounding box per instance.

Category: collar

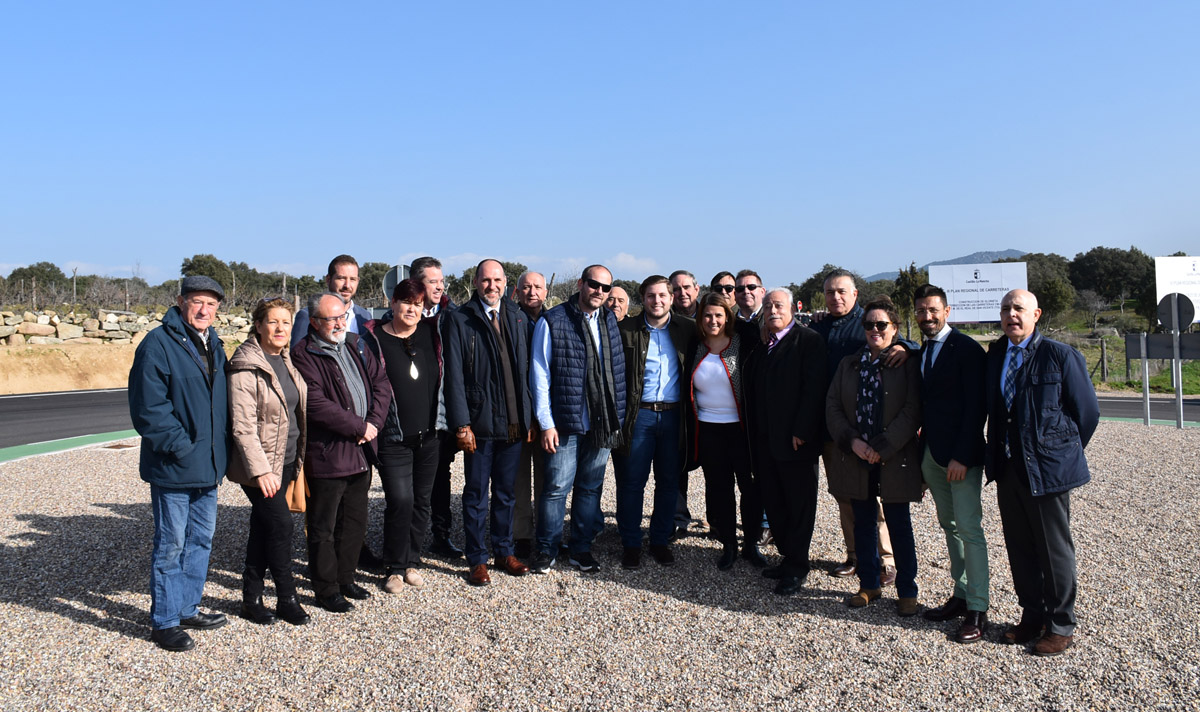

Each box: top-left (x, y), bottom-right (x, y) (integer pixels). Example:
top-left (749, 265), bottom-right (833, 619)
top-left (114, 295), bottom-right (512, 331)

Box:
top-left (925, 323), bottom-right (952, 345)
top-left (643, 313), bottom-right (670, 331)
top-left (1008, 333), bottom-right (1034, 352)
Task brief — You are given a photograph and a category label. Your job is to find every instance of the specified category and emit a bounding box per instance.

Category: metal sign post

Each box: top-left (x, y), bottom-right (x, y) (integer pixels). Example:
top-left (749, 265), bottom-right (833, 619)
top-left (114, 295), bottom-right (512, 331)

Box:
top-left (1158, 293), bottom-right (1196, 430)
top-left (1141, 332), bottom-right (1150, 426)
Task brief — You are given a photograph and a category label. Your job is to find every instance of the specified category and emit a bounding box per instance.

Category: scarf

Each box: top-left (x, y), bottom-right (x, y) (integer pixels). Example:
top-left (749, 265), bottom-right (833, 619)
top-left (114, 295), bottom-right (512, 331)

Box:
top-left (855, 349), bottom-right (885, 441)
top-left (580, 309), bottom-right (622, 449)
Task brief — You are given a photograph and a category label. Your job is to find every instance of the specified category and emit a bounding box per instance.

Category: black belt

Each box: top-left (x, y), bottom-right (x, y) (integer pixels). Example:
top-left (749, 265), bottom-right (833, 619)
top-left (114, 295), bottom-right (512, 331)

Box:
top-left (401, 430), bottom-right (435, 446)
top-left (640, 401), bottom-right (678, 412)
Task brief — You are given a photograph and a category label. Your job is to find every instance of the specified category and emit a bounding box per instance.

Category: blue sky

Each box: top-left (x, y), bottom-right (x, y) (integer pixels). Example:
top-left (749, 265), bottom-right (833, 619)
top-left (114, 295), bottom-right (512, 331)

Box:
top-left (2, 2), bottom-right (1197, 289)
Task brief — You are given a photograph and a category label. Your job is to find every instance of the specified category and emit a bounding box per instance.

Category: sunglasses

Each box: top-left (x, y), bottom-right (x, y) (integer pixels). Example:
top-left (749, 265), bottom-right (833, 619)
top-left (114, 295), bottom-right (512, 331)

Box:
top-left (713, 284), bottom-right (735, 294)
top-left (734, 284), bottom-right (761, 293)
top-left (584, 278), bottom-right (613, 293)
top-left (863, 321), bottom-right (892, 332)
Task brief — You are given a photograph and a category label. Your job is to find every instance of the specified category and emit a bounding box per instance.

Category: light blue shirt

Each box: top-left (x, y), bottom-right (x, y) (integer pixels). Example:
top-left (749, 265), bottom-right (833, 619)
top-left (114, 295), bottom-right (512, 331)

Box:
top-left (641, 316), bottom-right (680, 403)
top-left (530, 305), bottom-right (603, 431)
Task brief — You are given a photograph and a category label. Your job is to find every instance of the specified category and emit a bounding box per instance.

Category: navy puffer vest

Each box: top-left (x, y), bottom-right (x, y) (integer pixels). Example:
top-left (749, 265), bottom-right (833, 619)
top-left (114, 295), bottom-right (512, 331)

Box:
top-left (544, 297), bottom-right (626, 436)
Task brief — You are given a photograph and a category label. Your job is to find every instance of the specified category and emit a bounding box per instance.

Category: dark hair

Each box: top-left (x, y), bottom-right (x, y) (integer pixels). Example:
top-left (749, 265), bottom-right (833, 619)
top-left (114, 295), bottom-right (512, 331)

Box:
top-left (638, 274), bottom-right (670, 298)
top-left (695, 292), bottom-right (735, 339)
top-left (735, 269), bottom-right (761, 283)
top-left (823, 268), bottom-right (855, 287)
top-left (409, 256), bottom-right (442, 281)
top-left (252, 297), bottom-right (295, 342)
top-left (913, 283), bottom-right (948, 306)
top-left (861, 295), bottom-right (901, 332)
top-left (668, 269), bottom-right (696, 284)
top-left (709, 270), bottom-right (734, 288)
top-left (327, 254), bottom-right (359, 277)
top-left (391, 277), bottom-right (426, 304)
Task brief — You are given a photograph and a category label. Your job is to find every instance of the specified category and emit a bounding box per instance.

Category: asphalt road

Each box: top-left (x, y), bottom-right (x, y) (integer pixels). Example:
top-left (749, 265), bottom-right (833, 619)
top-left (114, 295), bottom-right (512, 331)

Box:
top-left (0, 389), bottom-right (1196, 451)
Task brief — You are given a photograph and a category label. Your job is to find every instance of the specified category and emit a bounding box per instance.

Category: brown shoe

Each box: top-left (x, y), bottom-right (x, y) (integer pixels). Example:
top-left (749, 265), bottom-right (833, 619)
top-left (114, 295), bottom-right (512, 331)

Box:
top-left (848, 588), bottom-right (881, 608)
top-left (1033, 633), bottom-right (1074, 657)
top-left (496, 555), bottom-right (529, 576)
top-left (467, 564), bottom-right (491, 586)
top-left (955, 611), bottom-right (988, 644)
top-left (896, 597), bottom-right (918, 617)
top-left (830, 559), bottom-right (856, 578)
top-left (1003, 618), bottom-right (1044, 645)
top-left (880, 564), bottom-right (897, 587)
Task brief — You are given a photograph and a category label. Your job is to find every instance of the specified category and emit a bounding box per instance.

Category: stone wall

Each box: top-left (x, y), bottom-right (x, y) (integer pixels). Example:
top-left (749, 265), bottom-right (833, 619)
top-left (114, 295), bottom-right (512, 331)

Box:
top-left (0, 309), bottom-right (251, 347)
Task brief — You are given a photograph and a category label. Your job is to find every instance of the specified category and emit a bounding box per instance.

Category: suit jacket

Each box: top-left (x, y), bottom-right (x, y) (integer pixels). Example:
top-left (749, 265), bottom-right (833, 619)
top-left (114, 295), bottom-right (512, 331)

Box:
top-left (920, 328), bottom-right (987, 468)
top-left (744, 321), bottom-right (828, 463)
top-left (443, 295), bottom-right (533, 440)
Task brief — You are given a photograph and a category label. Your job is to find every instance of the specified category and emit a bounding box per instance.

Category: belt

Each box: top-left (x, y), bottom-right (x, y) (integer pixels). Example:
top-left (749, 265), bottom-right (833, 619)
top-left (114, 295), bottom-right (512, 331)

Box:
top-left (401, 430), bottom-right (434, 447)
top-left (640, 401), bottom-right (678, 412)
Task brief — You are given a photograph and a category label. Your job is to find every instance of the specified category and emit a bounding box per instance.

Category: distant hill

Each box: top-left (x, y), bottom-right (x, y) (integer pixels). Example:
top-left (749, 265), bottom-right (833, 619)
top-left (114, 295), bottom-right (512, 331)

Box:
top-left (864, 249), bottom-right (1027, 282)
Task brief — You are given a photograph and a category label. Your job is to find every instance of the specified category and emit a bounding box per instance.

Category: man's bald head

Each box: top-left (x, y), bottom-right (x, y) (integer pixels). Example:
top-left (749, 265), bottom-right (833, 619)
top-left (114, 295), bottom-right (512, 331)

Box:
top-left (1000, 289), bottom-right (1042, 345)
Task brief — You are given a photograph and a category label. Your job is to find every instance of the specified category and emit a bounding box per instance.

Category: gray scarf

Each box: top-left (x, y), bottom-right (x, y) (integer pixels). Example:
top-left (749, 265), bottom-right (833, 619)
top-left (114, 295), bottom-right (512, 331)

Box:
top-left (578, 306), bottom-right (622, 450)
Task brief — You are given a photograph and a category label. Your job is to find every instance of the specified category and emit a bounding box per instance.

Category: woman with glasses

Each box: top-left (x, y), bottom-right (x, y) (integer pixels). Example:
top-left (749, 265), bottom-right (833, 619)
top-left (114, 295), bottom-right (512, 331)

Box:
top-left (825, 295), bottom-right (923, 615)
top-left (362, 278), bottom-right (446, 593)
top-left (227, 297), bottom-right (310, 626)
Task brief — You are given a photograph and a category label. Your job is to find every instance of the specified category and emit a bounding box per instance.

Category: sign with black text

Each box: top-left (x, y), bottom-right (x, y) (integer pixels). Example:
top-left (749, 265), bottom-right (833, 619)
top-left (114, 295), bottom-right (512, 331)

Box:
top-left (927, 263), bottom-right (1027, 323)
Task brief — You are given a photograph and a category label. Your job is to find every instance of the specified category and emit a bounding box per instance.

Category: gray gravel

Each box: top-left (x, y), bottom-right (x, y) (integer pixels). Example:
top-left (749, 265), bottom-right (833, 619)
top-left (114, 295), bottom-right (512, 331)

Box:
top-left (1, 421), bottom-right (1197, 711)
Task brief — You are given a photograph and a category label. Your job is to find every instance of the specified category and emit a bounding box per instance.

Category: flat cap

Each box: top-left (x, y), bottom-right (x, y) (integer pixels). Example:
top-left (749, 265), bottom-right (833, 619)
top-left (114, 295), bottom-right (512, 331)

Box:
top-left (180, 275), bottom-right (225, 301)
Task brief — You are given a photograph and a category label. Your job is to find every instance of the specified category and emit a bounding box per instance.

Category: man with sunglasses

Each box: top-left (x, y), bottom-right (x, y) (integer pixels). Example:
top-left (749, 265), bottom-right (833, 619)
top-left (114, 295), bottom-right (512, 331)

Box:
top-left (710, 271), bottom-right (737, 310)
top-left (529, 265), bottom-right (627, 574)
top-left (734, 270), bottom-right (766, 324)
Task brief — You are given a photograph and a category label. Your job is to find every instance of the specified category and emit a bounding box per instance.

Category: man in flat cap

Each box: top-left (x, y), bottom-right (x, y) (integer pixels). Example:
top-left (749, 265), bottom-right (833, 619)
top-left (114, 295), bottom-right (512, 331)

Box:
top-left (128, 275), bottom-right (231, 652)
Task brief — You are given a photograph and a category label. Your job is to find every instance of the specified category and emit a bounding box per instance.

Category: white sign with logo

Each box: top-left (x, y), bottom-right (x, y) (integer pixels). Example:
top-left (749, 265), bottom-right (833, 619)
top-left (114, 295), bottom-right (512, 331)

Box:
top-left (1155, 255), bottom-right (1200, 324)
top-left (927, 263), bottom-right (1028, 323)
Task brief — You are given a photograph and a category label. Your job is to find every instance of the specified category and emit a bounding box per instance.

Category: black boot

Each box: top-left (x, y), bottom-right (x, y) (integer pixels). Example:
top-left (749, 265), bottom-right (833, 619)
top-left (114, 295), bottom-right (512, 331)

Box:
top-left (239, 595), bottom-right (277, 625)
top-left (276, 595), bottom-right (311, 626)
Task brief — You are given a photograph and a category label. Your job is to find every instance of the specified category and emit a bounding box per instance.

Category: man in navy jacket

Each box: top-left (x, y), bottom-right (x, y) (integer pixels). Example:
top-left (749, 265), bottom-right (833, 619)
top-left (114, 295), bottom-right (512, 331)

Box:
top-left (985, 289), bottom-right (1099, 656)
top-left (129, 275), bottom-right (230, 652)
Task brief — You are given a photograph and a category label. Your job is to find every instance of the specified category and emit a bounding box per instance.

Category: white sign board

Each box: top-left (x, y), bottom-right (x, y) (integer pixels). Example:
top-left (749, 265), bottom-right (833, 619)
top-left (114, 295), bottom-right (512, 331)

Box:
top-left (927, 263), bottom-right (1027, 323)
top-left (1155, 256), bottom-right (1200, 324)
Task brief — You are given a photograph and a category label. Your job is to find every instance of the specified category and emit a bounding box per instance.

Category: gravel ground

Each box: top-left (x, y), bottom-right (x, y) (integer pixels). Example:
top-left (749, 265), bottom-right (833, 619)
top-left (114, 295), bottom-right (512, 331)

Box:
top-left (1, 421), bottom-right (1197, 711)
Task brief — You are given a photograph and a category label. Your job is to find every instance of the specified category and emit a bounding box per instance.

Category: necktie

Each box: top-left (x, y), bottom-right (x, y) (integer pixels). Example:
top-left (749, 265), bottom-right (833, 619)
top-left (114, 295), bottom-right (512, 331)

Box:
top-left (923, 341), bottom-right (935, 376)
top-left (767, 333), bottom-right (779, 352)
top-left (1003, 346), bottom-right (1021, 410)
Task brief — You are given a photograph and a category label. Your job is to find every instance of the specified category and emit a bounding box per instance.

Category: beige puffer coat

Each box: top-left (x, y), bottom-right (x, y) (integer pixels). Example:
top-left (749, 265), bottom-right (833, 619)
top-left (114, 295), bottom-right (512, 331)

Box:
top-left (226, 337), bottom-right (307, 486)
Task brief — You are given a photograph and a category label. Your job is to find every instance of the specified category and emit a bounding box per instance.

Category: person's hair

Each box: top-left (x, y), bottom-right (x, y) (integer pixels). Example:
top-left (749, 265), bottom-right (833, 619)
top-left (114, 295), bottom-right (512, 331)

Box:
top-left (252, 297), bottom-right (294, 342)
top-left (695, 292), bottom-right (735, 339)
top-left (709, 270), bottom-right (734, 288)
top-left (391, 277), bottom-right (426, 304)
top-left (326, 254), bottom-right (358, 278)
top-left (823, 268), bottom-right (856, 289)
top-left (307, 291), bottom-right (345, 316)
top-left (474, 258), bottom-right (503, 277)
top-left (861, 295), bottom-right (901, 334)
top-left (735, 269), bottom-right (761, 283)
top-left (668, 269), bottom-right (696, 285)
top-left (638, 274), bottom-right (670, 298)
top-left (409, 256), bottom-right (442, 281)
top-left (580, 264), bottom-right (609, 282)
top-left (913, 283), bottom-right (948, 307)
top-left (516, 270), bottom-right (544, 287)
top-left (764, 288), bottom-right (797, 314)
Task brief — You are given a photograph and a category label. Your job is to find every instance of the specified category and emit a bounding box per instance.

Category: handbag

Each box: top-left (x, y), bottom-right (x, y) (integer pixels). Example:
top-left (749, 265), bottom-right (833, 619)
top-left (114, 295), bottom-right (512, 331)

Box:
top-left (286, 464), bottom-right (309, 513)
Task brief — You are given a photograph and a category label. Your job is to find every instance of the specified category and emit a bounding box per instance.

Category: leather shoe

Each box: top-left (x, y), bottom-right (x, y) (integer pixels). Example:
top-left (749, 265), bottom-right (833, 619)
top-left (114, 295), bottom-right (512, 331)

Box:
top-left (762, 566), bottom-right (784, 580)
top-left (774, 574), bottom-right (806, 596)
top-left (468, 564), bottom-right (491, 586)
top-left (179, 612), bottom-right (227, 630)
top-left (239, 597), bottom-right (277, 625)
top-left (431, 537), bottom-right (464, 560)
top-left (276, 595), bottom-right (310, 626)
top-left (317, 593), bottom-right (354, 613)
top-left (340, 582), bottom-right (372, 600)
top-left (717, 546), bottom-right (738, 571)
top-left (923, 595), bottom-right (968, 622)
top-left (1034, 632), bottom-right (1074, 656)
top-left (848, 588), bottom-right (882, 608)
top-left (741, 545), bottom-right (768, 568)
top-left (649, 545), bottom-right (675, 567)
top-left (955, 611), bottom-right (988, 644)
top-left (830, 558), bottom-right (856, 577)
top-left (880, 564), bottom-right (897, 587)
top-left (496, 555), bottom-right (529, 576)
top-left (897, 597), bottom-right (919, 617)
top-left (151, 626), bottom-right (195, 652)
top-left (1003, 617), bottom-right (1044, 645)
top-left (622, 547), bottom-right (642, 570)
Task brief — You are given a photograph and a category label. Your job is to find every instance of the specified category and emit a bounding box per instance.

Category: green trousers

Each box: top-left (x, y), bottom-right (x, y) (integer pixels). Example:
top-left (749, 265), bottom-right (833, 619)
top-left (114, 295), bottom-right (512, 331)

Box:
top-left (921, 446), bottom-right (989, 612)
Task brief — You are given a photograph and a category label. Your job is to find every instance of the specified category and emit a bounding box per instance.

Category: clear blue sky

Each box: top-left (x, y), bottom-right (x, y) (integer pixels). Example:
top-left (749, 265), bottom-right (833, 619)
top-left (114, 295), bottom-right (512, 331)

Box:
top-left (2, 2), bottom-right (1197, 289)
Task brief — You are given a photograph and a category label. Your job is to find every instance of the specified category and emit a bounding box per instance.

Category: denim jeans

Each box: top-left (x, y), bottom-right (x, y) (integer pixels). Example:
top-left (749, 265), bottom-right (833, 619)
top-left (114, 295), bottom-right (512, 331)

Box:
top-left (612, 408), bottom-right (680, 548)
top-left (462, 439), bottom-right (523, 565)
top-left (852, 496), bottom-right (918, 598)
top-left (149, 484), bottom-right (218, 630)
top-left (536, 433), bottom-right (610, 556)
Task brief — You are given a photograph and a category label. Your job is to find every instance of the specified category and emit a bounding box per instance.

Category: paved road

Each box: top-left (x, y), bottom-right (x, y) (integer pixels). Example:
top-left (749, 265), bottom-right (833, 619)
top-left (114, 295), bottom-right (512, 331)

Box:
top-left (0, 389), bottom-right (1196, 451)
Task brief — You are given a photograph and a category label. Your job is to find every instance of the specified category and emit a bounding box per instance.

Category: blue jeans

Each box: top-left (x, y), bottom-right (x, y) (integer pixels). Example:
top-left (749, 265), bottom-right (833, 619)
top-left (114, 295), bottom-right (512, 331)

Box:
top-left (612, 408), bottom-right (680, 548)
top-left (462, 439), bottom-right (523, 565)
top-left (536, 433), bottom-right (610, 556)
top-left (852, 496), bottom-right (918, 598)
top-left (149, 484), bottom-right (218, 630)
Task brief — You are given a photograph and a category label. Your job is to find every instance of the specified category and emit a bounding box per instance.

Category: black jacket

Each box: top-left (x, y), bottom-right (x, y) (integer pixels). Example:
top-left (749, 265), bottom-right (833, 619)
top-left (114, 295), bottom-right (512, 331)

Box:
top-left (744, 322), bottom-right (828, 463)
top-left (920, 328), bottom-right (988, 468)
top-left (613, 313), bottom-right (696, 456)
top-left (443, 296), bottom-right (533, 440)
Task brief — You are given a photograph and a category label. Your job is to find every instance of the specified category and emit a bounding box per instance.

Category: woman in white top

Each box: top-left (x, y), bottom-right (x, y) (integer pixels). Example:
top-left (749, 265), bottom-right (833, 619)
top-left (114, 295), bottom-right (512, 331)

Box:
top-left (685, 293), bottom-right (766, 571)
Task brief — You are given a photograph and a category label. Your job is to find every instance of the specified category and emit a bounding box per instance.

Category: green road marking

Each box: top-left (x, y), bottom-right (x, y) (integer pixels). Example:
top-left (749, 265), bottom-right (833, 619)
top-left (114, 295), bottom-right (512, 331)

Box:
top-left (0, 430), bottom-right (139, 464)
top-left (1101, 416), bottom-right (1199, 427)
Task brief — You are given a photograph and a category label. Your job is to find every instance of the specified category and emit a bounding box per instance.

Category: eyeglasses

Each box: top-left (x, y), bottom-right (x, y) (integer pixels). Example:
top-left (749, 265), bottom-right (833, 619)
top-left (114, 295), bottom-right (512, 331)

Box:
top-left (734, 284), bottom-right (761, 293)
top-left (313, 312), bottom-right (349, 324)
top-left (713, 284), bottom-right (735, 294)
top-left (584, 278), bottom-right (613, 293)
top-left (863, 321), bottom-right (892, 331)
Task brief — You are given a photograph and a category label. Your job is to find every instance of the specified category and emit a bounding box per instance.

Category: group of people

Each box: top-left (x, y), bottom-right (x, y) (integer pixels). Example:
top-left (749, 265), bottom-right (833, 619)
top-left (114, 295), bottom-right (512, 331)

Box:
top-left (129, 257), bottom-right (1099, 659)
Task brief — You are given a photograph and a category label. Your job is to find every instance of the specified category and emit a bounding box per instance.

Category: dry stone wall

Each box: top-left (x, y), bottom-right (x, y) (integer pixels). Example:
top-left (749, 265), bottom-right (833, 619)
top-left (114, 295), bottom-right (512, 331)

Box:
top-left (0, 309), bottom-right (251, 347)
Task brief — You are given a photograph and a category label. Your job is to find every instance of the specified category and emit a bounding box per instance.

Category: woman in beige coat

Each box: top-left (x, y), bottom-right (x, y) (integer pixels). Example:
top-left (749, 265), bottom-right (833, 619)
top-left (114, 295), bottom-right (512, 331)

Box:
top-left (227, 297), bottom-right (309, 626)
top-left (825, 296), bottom-right (922, 615)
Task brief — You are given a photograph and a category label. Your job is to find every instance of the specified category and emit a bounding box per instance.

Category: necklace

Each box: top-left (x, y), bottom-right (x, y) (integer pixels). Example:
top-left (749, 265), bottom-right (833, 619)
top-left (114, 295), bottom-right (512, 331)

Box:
top-left (384, 323), bottom-right (420, 380)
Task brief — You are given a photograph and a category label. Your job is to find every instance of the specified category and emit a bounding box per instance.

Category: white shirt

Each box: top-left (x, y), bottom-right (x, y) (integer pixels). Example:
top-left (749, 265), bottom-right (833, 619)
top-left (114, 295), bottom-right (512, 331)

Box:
top-left (694, 352), bottom-right (739, 423)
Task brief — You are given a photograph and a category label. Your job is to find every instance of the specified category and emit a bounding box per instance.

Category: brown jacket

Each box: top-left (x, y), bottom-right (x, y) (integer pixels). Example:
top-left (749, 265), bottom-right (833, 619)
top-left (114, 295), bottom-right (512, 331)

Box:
top-left (226, 337), bottom-right (307, 486)
top-left (824, 347), bottom-right (922, 503)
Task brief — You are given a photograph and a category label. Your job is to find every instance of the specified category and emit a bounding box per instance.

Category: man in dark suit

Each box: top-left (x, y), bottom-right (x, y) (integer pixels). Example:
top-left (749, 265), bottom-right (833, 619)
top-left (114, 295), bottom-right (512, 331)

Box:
top-left (913, 284), bottom-right (990, 643)
top-left (745, 288), bottom-right (828, 595)
top-left (985, 289), bottom-right (1099, 656)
